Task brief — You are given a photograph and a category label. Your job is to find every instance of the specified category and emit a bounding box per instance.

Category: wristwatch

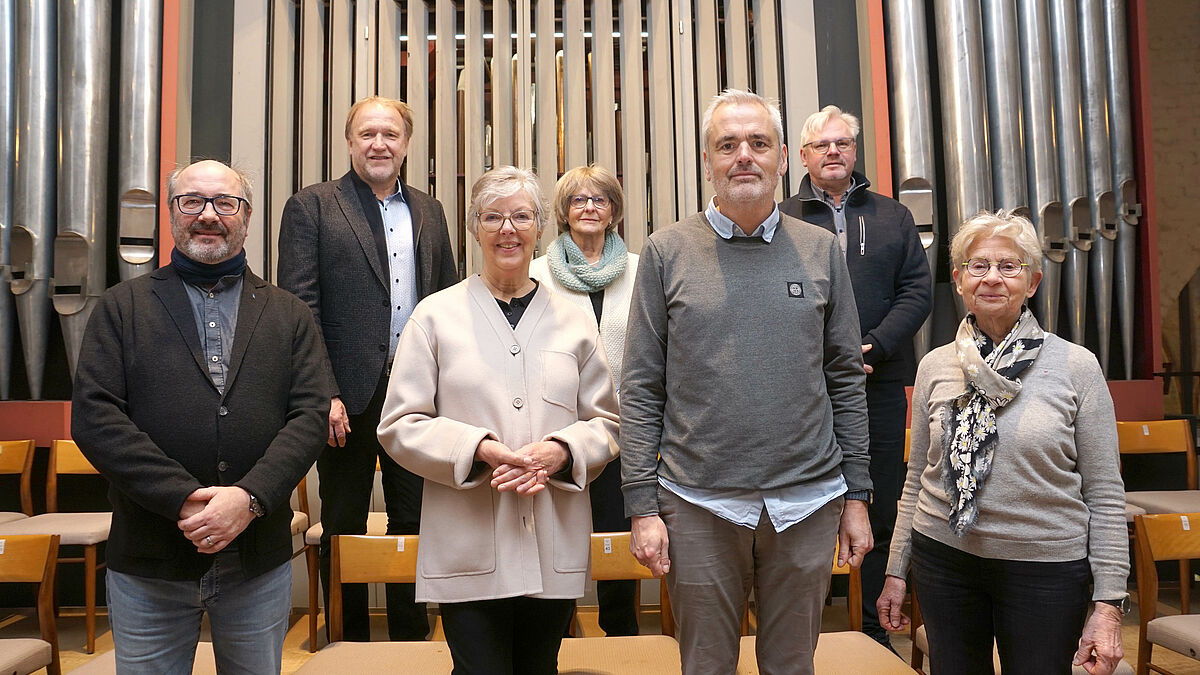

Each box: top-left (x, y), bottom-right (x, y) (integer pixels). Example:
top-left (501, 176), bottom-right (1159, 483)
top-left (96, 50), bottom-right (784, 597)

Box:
top-left (1098, 595), bottom-right (1130, 615)
top-left (248, 493), bottom-right (266, 518)
top-left (845, 489), bottom-right (873, 503)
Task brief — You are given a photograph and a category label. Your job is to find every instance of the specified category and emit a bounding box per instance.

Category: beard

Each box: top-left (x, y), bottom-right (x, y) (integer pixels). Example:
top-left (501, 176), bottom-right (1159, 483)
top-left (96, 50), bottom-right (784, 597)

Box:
top-left (173, 222), bottom-right (246, 264)
top-left (714, 172), bottom-right (777, 204)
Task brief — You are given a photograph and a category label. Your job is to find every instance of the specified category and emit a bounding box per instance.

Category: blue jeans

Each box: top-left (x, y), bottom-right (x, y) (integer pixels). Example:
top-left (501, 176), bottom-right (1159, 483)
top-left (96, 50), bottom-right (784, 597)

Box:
top-left (107, 548), bottom-right (292, 674)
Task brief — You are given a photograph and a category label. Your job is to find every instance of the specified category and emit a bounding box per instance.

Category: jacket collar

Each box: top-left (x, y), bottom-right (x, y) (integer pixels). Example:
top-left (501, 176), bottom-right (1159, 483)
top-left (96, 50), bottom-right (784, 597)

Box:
top-left (796, 170), bottom-right (871, 207)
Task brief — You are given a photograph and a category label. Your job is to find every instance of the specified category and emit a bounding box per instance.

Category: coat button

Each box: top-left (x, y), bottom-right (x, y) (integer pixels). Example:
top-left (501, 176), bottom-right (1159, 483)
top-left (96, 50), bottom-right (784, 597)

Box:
top-left (219, 406), bottom-right (229, 416)
top-left (513, 397), bottom-right (524, 409)
top-left (217, 461), bottom-right (229, 472)
top-left (510, 345), bottom-right (520, 355)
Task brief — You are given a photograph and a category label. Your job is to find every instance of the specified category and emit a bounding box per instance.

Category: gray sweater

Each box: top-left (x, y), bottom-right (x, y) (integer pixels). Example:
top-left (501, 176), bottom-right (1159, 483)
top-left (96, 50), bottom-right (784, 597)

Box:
top-left (620, 212), bottom-right (871, 517)
top-left (887, 333), bottom-right (1129, 600)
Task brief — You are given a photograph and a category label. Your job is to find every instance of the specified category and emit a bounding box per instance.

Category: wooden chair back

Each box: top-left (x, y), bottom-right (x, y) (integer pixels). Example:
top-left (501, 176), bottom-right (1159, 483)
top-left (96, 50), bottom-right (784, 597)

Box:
top-left (47, 440), bottom-right (102, 513)
top-left (1134, 512), bottom-right (1200, 672)
top-left (1117, 420), bottom-right (1197, 489)
top-left (328, 534), bottom-right (420, 641)
top-left (0, 533), bottom-right (61, 675)
top-left (0, 439), bottom-right (35, 516)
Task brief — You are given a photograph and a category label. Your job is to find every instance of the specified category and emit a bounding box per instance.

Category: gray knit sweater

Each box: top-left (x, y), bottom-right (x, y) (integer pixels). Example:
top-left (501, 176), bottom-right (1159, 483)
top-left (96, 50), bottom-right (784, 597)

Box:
top-left (620, 212), bottom-right (871, 517)
top-left (887, 333), bottom-right (1129, 600)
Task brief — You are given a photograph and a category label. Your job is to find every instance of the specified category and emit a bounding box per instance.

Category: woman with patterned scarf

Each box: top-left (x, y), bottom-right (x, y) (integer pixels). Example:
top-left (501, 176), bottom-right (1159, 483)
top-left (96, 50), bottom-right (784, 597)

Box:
top-left (876, 210), bottom-right (1128, 675)
top-left (530, 164), bottom-right (640, 636)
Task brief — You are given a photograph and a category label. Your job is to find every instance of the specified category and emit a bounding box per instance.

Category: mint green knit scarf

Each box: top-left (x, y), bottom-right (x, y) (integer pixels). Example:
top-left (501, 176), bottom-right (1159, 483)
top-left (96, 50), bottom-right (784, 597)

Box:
top-left (545, 230), bottom-right (628, 293)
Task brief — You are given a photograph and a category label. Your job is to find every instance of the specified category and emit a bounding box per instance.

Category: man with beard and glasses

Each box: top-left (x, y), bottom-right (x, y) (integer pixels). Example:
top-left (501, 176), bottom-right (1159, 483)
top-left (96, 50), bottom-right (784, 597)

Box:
top-left (779, 106), bottom-right (932, 651)
top-left (278, 96), bottom-right (458, 642)
top-left (620, 90), bottom-right (873, 675)
top-left (71, 159), bottom-right (330, 673)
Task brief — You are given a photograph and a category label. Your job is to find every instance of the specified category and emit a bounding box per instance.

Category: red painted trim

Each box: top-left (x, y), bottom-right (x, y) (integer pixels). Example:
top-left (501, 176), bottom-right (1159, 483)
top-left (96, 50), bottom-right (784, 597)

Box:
top-left (158, 0), bottom-right (180, 266)
top-left (1128, 0), bottom-right (1161, 378)
top-left (867, 0), bottom-right (893, 198)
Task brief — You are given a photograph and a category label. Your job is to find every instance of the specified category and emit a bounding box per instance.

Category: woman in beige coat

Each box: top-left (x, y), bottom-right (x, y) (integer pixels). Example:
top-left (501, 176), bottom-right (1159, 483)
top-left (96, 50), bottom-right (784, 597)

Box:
top-left (377, 166), bottom-right (620, 675)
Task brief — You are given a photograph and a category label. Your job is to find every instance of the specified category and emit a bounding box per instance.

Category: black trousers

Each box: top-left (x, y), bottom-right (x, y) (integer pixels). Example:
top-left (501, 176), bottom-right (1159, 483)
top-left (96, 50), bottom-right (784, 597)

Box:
top-left (317, 375), bottom-right (428, 641)
top-left (441, 596), bottom-right (575, 675)
top-left (589, 458), bottom-right (639, 636)
top-left (859, 380), bottom-right (907, 644)
top-left (911, 531), bottom-right (1091, 675)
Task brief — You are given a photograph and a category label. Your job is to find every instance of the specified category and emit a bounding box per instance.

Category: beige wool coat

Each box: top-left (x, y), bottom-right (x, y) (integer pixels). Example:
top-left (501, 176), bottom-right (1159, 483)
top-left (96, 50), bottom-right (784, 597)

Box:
top-left (377, 275), bottom-right (620, 603)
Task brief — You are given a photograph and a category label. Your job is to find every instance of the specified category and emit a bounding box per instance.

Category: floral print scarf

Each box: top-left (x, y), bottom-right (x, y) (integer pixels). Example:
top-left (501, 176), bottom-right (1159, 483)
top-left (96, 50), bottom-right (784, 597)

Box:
top-left (943, 307), bottom-right (1044, 536)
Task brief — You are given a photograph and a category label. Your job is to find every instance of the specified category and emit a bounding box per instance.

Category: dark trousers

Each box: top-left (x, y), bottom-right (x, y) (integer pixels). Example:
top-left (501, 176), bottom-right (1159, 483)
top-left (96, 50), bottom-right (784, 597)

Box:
top-left (589, 459), bottom-right (639, 636)
top-left (860, 380), bottom-right (908, 644)
top-left (317, 376), bottom-right (428, 641)
top-left (441, 596), bottom-right (575, 675)
top-left (911, 531), bottom-right (1091, 675)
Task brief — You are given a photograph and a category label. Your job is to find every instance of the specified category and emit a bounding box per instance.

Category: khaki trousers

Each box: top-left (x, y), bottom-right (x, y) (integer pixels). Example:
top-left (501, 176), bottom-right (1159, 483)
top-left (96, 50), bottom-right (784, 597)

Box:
top-left (660, 487), bottom-right (843, 675)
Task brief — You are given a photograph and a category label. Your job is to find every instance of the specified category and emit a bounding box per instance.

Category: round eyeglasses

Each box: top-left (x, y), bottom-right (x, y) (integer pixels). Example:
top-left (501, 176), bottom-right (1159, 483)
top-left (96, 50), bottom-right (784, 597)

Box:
top-left (569, 194), bottom-right (610, 210)
top-left (478, 210), bottom-right (537, 232)
top-left (802, 138), bottom-right (855, 155)
top-left (961, 258), bottom-right (1028, 278)
top-left (173, 194), bottom-right (249, 216)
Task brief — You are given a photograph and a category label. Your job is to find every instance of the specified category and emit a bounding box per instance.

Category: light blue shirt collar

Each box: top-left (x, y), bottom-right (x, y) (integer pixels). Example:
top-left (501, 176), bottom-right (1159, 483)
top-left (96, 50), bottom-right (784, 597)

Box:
top-left (704, 197), bottom-right (779, 243)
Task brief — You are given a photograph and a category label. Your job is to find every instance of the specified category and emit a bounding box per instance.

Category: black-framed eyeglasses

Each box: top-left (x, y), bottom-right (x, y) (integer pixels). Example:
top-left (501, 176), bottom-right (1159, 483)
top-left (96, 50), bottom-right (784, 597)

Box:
top-left (569, 194), bottom-right (610, 210)
top-left (803, 138), bottom-right (855, 155)
top-left (173, 194), bottom-right (249, 216)
top-left (962, 257), bottom-right (1028, 278)
top-left (478, 210), bottom-right (537, 232)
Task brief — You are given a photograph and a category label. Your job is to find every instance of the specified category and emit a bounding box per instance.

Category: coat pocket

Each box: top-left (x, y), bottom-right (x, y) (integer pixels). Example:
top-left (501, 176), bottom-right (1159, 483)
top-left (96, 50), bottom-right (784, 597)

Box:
top-left (540, 350), bottom-right (579, 412)
top-left (419, 486), bottom-right (498, 578)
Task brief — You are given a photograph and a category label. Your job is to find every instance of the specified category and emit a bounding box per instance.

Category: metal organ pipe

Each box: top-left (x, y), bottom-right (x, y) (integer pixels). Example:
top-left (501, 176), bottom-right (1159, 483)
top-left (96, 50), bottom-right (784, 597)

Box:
top-left (11, 0), bottom-right (56, 400)
top-left (982, 0), bottom-right (1029, 216)
top-left (1105, 0), bottom-right (1140, 379)
top-left (1048, 0), bottom-right (1091, 345)
top-left (885, 0), bottom-right (939, 360)
top-left (117, 0), bottom-right (161, 282)
top-left (1017, 0), bottom-right (1067, 334)
top-left (0, 0), bottom-right (13, 399)
top-left (1078, 0), bottom-right (1117, 375)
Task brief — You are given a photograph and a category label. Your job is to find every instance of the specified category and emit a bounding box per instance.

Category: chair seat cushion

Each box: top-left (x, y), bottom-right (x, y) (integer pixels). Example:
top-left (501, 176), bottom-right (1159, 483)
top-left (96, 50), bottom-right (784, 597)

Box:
top-left (0, 512), bottom-right (28, 525)
top-left (295, 640), bottom-right (453, 673)
top-left (1125, 490), bottom-right (1200, 515)
top-left (1148, 614), bottom-right (1200, 660)
top-left (559, 635), bottom-right (682, 672)
top-left (915, 625), bottom-right (1134, 674)
top-left (0, 638), bottom-right (51, 675)
top-left (0, 512), bottom-right (111, 545)
top-left (69, 641), bottom-right (218, 674)
top-left (304, 512), bottom-right (389, 546)
top-left (737, 632), bottom-right (911, 674)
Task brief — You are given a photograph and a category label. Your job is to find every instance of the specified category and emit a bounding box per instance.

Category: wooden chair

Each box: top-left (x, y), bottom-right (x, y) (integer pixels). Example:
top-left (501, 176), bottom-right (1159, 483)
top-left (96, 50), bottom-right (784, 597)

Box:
top-left (0, 534), bottom-right (61, 675)
top-left (296, 534), bottom-right (451, 673)
top-left (1119, 419), bottom-right (1199, 612)
top-left (304, 458), bottom-right (391, 651)
top-left (557, 532), bottom-right (682, 672)
top-left (0, 439), bottom-right (111, 653)
top-left (1135, 512), bottom-right (1200, 675)
top-left (0, 439), bottom-right (35, 524)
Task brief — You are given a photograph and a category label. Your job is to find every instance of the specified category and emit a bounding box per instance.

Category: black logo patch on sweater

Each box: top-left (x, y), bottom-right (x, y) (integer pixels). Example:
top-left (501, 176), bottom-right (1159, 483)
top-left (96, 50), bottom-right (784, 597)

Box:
top-left (787, 282), bottom-right (804, 298)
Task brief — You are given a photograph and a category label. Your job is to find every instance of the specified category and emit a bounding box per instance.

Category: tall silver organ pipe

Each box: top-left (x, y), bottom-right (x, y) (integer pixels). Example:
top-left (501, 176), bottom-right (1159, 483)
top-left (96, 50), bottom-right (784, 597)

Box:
top-left (1105, 0), bottom-right (1140, 379)
top-left (934, 0), bottom-right (993, 316)
top-left (0, 0), bottom-right (14, 399)
top-left (1079, 0), bottom-right (1117, 375)
top-left (886, 0), bottom-right (938, 360)
top-left (982, 0), bottom-right (1029, 215)
top-left (1048, 0), bottom-right (1091, 345)
top-left (117, 0), bottom-right (161, 282)
top-left (1017, 0), bottom-right (1067, 334)
top-left (11, 0), bottom-right (56, 400)
top-left (54, 0), bottom-right (111, 376)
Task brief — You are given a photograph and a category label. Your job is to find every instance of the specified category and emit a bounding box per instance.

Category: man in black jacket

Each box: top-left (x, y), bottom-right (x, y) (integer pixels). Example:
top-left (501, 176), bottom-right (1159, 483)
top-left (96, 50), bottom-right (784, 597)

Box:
top-left (780, 106), bottom-right (932, 649)
top-left (278, 96), bottom-right (459, 641)
top-left (72, 159), bottom-right (330, 673)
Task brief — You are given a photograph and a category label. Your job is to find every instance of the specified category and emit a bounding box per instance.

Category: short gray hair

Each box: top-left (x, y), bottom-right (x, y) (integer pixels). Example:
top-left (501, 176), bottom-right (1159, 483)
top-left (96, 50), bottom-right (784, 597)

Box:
top-left (166, 159), bottom-right (254, 206)
top-left (950, 209), bottom-right (1043, 276)
top-left (466, 166), bottom-right (549, 236)
top-left (799, 105), bottom-right (861, 147)
top-left (701, 89), bottom-right (784, 150)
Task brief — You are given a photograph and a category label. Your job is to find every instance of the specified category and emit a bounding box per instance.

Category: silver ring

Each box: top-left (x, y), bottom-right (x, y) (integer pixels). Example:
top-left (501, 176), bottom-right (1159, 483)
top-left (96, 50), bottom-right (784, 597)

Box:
top-left (205, 535), bottom-right (213, 546)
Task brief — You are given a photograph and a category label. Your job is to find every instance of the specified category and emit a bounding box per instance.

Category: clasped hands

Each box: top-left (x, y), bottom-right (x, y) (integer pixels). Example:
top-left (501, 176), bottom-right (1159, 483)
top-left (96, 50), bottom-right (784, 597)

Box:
top-left (177, 485), bottom-right (256, 554)
top-left (476, 438), bottom-right (569, 496)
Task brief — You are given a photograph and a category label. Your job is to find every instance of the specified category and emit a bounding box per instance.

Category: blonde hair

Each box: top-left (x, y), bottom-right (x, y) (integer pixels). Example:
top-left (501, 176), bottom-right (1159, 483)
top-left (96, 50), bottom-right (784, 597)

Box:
top-left (552, 165), bottom-right (625, 234)
top-left (799, 105), bottom-right (861, 147)
top-left (344, 96), bottom-right (414, 139)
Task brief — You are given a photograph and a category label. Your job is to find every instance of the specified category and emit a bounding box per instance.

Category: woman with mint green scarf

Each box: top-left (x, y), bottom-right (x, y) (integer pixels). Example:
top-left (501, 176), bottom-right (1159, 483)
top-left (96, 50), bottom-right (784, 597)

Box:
top-left (530, 164), bottom-right (639, 637)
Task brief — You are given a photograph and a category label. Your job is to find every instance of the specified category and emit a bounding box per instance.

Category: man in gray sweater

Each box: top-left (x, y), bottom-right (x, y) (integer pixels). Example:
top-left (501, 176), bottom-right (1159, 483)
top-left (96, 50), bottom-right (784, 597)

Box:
top-left (621, 89), bottom-right (873, 675)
